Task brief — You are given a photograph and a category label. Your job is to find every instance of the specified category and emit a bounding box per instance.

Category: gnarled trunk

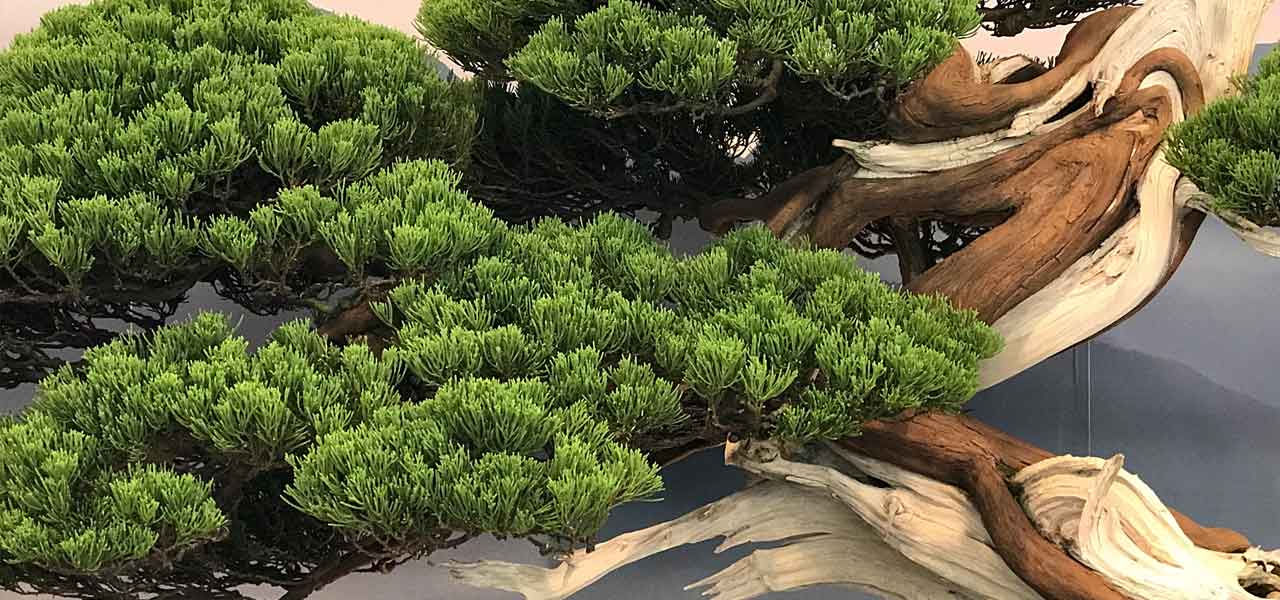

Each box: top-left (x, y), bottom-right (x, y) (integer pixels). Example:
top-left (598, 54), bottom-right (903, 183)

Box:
top-left (448, 0), bottom-right (1279, 598)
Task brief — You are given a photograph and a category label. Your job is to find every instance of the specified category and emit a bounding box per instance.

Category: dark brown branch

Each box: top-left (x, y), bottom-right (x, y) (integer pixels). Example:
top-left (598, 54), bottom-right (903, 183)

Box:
top-left (697, 158), bottom-right (850, 235)
top-left (812, 84), bottom-right (1169, 249)
top-left (277, 551), bottom-right (374, 600)
top-left (979, 1), bottom-right (1139, 37)
top-left (604, 60), bottom-right (785, 120)
top-left (886, 217), bottom-right (932, 284)
top-left (315, 299), bottom-right (382, 343)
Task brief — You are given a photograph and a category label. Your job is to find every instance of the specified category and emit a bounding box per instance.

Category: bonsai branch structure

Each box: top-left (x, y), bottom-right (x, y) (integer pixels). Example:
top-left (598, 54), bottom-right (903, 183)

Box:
top-left (452, 0), bottom-right (1280, 598)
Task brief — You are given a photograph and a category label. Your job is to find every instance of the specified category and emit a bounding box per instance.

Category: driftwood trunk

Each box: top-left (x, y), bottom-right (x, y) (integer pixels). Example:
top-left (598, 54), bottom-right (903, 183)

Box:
top-left (448, 0), bottom-right (1280, 598)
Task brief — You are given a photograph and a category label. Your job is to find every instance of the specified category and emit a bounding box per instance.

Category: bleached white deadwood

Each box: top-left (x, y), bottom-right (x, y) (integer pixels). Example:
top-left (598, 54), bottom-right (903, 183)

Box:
top-left (724, 440), bottom-right (1042, 600)
top-left (1015, 454), bottom-right (1279, 599)
top-left (1180, 181), bottom-right (1280, 257)
top-left (992, 0), bottom-right (1267, 386)
top-left (447, 479), bottom-right (970, 600)
top-left (449, 443), bottom-right (1278, 600)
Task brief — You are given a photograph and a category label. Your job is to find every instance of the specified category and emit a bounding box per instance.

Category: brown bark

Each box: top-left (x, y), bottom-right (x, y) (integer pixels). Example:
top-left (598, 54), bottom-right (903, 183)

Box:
top-left (889, 6), bottom-right (1137, 143)
top-left (838, 412), bottom-right (1251, 600)
top-left (698, 160), bottom-right (848, 236)
top-left (904, 101), bottom-right (1158, 321)
top-left (886, 217), bottom-right (931, 284)
top-left (850, 47), bottom-right (1203, 321)
top-left (701, 38), bottom-right (1206, 325)
top-left (278, 551), bottom-right (375, 600)
top-left (315, 300), bottom-right (380, 342)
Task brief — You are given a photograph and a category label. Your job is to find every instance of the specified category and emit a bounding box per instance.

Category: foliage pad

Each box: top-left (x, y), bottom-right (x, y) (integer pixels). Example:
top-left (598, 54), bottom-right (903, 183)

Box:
top-left (1168, 47), bottom-right (1280, 226)
top-left (1, 158), bottom-right (1000, 598)
top-left (0, 0), bottom-right (475, 298)
top-left (420, 0), bottom-right (981, 115)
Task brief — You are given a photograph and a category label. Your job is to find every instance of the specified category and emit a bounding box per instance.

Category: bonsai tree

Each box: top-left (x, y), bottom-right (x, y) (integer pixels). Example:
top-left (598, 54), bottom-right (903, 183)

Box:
top-left (3, 1), bottom-right (1280, 600)
top-left (424, 0), bottom-right (1280, 597)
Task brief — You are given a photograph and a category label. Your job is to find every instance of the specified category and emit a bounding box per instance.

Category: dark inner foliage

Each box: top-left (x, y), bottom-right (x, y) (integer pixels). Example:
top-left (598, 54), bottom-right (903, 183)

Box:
top-left (978, 0), bottom-right (1138, 36)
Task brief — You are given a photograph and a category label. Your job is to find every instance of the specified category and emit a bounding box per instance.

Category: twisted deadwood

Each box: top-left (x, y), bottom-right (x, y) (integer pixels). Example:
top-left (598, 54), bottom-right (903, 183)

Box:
top-left (450, 437), bottom-right (1274, 600)
top-left (704, 31), bottom-right (1206, 325)
top-left (840, 412), bottom-right (1250, 599)
top-left (447, 1), bottom-right (1278, 598)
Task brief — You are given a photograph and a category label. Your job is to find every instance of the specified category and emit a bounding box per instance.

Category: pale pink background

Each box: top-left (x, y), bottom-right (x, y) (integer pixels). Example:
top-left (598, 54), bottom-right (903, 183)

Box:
top-left (5, 0), bottom-right (1280, 56)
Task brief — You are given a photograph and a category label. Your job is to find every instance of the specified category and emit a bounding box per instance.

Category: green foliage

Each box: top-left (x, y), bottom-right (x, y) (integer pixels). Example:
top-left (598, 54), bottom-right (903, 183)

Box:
top-left (0, 314), bottom-right (381, 578)
top-left (2, 157), bottom-right (1002, 594)
top-left (6, 307), bottom-right (664, 582)
top-left (0, 412), bottom-right (226, 572)
top-left (383, 209), bottom-right (1001, 445)
top-left (0, 0), bottom-right (477, 298)
top-left (421, 0), bottom-right (979, 116)
top-left (286, 384), bottom-right (662, 547)
top-left (1168, 47), bottom-right (1280, 225)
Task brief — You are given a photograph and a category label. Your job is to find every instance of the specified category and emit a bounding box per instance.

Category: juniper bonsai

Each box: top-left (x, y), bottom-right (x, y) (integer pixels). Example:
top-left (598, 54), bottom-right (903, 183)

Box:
top-left (4, 0), bottom-right (1280, 599)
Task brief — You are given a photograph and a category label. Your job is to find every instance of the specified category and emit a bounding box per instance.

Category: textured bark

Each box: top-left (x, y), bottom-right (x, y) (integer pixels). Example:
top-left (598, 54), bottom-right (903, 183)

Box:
top-left (702, 44), bottom-right (1204, 325)
top-left (315, 300), bottom-right (380, 342)
top-left (841, 414), bottom-right (1188, 600)
top-left (451, 436), bottom-right (1270, 600)
top-left (824, 49), bottom-right (1201, 323)
top-left (886, 217), bottom-right (931, 284)
top-left (888, 7), bottom-right (1137, 143)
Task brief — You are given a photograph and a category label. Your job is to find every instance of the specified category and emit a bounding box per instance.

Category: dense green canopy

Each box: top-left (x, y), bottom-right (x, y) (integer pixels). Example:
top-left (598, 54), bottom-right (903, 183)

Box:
top-left (0, 0), bottom-right (476, 302)
top-left (0, 0), bottom-right (481, 388)
top-left (1, 157), bottom-right (999, 598)
top-left (421, 0), bottom-right (1136, 223)
top-left (1168, 47), bottom-right (1280, 226)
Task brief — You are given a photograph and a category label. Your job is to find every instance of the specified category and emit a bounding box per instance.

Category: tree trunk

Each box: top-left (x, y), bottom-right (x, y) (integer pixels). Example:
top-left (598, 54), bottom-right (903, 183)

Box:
top-left (448, 0), bottom-right (1280, 598)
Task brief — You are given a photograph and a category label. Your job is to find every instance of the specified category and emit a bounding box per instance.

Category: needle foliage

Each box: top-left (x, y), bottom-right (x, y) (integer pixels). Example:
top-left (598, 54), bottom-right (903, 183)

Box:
top-left (1168, 47), bottom-right (1280, 226)
top-left (1, 157), bottom-right (1000, 598)
top-left (0, 0), bottom-right (476, 299)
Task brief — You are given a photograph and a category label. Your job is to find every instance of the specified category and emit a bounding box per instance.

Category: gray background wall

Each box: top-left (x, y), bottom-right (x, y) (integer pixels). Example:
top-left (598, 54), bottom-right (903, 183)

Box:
top-left (1, 6), bottom-right (1279, 599)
